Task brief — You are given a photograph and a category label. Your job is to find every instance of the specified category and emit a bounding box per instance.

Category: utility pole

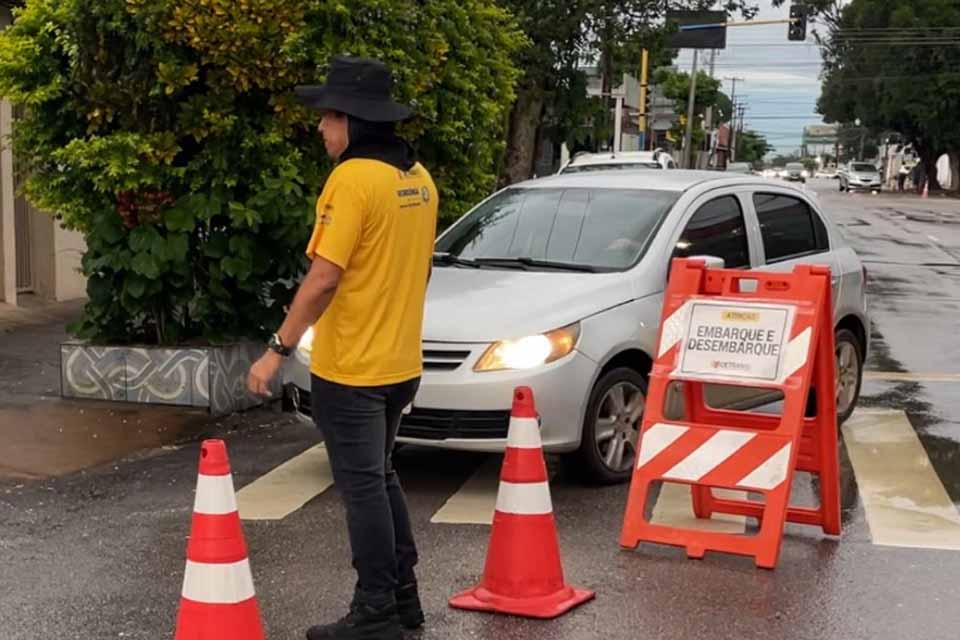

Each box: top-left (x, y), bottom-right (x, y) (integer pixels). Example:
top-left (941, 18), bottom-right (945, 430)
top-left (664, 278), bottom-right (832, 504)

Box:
top-left (731, 104), bottom-right (746, 162)
top-left (613, 94), bottom-right (624, 154)
top-left (683, 49), bottom-right (699, 169)
top-left (638, 48), bottom-right (649, 151)
top-left (703, 49), bottom-right (717, 165)
top-left (724, 77), bottom-right (744, 164)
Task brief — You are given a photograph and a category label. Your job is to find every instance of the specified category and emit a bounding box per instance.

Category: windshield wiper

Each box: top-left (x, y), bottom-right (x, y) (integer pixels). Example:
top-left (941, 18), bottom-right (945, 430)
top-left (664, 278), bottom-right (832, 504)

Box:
top-left (472, 257), bottom-right (602, 273)
top-left (432, 252), bottom-right (481, 268)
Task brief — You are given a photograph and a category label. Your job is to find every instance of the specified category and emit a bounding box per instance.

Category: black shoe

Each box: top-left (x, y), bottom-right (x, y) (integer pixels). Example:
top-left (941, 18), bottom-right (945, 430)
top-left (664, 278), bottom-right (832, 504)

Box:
top-left (306, 601), bottom-right (402, 640)
top-left (396, 583), bottom-right (425, 630)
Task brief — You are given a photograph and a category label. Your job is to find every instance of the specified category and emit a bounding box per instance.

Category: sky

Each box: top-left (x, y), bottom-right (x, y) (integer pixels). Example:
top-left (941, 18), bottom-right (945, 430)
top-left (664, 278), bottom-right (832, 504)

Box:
top-left (676, 1), bottom-right (827, 156)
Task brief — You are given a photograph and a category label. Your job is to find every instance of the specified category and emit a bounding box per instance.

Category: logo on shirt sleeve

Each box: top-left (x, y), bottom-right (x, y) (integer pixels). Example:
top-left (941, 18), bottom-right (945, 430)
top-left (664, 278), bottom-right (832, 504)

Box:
top-left (320, 202), bottom-right (334, 225)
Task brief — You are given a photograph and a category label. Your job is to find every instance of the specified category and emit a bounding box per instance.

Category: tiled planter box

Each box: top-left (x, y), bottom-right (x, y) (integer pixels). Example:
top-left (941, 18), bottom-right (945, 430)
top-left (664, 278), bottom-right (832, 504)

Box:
top-left (60, 341), bottom-right (277, 416)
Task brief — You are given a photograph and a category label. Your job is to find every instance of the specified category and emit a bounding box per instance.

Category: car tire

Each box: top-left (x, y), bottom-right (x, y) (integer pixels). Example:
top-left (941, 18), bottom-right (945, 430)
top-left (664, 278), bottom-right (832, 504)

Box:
top-left (570, 367), bottom-right (648, 485)
top-left (805, 328), bottom-right (864, 426)
top-left (835, 328), bottom-right (864, 425)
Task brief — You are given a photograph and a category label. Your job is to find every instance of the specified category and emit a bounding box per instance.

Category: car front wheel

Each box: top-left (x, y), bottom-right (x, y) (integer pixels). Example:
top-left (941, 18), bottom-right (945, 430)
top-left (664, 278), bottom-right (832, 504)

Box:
top-left (835, 328), bottom-right (863, 424)
top-left (570, 367), bottom-right (647, 485)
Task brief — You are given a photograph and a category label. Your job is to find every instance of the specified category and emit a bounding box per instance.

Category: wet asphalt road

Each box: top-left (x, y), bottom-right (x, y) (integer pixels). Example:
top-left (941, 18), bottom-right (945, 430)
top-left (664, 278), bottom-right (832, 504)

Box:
top-left (2, 180), bottom-right (960, 639)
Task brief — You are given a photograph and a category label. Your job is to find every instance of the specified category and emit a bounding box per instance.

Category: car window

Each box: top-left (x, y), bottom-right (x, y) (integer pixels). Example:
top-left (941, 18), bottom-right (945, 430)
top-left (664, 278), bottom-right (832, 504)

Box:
top-left (673, 195), bottom-right (750, 269)
top-left (753, 193), bottom-right (829, 263)
top-left (435, 187), bottom-right (679, 270)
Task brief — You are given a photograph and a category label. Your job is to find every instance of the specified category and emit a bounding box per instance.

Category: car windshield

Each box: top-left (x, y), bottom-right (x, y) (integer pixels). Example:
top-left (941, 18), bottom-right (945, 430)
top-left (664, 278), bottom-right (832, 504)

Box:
top-left (562, 162), bottom-right (661, 173)
top-left (435, 187), bottom-right (679, 271)
top-left (852, 163), bottom-right (876, 173)
top-left (786, 163), bottom-right (804, 170)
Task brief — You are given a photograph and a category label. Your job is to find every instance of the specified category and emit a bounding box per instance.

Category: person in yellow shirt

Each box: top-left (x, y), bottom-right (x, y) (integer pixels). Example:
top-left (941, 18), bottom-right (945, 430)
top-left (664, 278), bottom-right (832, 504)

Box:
top-left (246, 56), bottom-right (437, 640)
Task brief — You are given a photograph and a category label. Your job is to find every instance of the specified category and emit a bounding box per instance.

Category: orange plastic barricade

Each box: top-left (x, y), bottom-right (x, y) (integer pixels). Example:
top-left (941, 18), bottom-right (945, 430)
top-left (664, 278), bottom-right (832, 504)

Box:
top-left (620, 258), bottom-right (841, 569)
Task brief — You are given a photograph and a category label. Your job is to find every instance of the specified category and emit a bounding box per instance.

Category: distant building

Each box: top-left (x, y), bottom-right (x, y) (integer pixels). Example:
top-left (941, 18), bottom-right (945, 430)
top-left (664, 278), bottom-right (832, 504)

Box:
top-left (542, 67), bottom-right (680, 174)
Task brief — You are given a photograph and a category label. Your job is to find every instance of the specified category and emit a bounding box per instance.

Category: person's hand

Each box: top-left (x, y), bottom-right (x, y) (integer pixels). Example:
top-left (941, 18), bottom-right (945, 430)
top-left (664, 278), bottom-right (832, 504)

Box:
top-left (247, 351), bottom-right (284, 397)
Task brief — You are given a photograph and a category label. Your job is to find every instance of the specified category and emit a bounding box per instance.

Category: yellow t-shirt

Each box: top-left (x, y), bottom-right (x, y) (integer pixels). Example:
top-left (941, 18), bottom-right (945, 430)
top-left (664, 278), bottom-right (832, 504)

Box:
top-left (305, 158), bottom-right (438, 386)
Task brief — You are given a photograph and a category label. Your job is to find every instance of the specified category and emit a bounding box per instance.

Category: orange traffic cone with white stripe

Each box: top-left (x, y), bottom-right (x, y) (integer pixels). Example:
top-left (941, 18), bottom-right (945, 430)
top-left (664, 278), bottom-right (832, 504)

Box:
top-left (174, 440), bottom-right (265, 640)
top-left (449, 387), bottom-right (595, 619)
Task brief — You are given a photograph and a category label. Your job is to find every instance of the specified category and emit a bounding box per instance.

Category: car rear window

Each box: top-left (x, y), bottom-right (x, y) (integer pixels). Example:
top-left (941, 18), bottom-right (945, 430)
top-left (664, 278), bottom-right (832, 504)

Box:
top-left (436, 187), bottom-right (679, 270)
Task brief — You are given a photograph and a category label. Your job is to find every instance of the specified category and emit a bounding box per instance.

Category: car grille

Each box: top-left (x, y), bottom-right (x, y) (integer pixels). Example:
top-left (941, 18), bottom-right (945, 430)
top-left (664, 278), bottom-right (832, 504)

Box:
top-left (399, 408), bottom-right (511, 440)
top-left (290, 388), bottom-right (510, 441)
top-left (422, 348), bottom-right (472, 371)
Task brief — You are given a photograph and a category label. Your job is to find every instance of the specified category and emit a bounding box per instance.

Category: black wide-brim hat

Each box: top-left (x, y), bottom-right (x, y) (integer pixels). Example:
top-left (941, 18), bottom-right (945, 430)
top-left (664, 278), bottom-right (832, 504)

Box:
top-left (295, 56), bottom-right (413, 122)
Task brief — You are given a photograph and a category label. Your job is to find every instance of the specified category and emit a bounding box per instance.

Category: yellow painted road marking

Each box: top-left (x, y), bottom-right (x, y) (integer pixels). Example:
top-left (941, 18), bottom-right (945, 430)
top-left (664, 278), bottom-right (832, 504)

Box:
top-left (843, 409), bottom-right (960, 550)
top-left (430, 457), bottom-right (501, 525)
top-left (864, 371), bottom-right (960, 383)
top-left (651, 483), bottom-right (747, 533)
top-left (237, 444), bottom-right (334, 520)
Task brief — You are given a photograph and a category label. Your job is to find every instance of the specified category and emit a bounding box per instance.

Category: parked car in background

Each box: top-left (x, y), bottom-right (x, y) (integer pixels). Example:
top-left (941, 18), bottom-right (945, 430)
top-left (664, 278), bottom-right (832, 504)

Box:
top-left (726, 162), bottom-right (753, 174)
top-left (780, 162), bottom-right (807, 183)
top-left (559, 149), bottom-right (677, 174)
top-left (839, 162), bottom-right (882, 192)
top-left (286, 171), bottom-right (869, 484)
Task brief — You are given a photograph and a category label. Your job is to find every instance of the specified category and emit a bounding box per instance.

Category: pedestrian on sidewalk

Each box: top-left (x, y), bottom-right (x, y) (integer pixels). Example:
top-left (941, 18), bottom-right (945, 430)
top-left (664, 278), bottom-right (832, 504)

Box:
top-left (897, 163), bottom-right (909, 192)
top-left (246, 56), bottom-right (437, 640)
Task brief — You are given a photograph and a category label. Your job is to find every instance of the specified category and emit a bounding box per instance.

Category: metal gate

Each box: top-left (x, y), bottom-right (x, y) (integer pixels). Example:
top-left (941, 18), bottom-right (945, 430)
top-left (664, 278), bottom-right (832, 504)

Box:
top-left (12, 103), bottom-right (33, 293)
top-left (14, 191), bottom-right (32, 292)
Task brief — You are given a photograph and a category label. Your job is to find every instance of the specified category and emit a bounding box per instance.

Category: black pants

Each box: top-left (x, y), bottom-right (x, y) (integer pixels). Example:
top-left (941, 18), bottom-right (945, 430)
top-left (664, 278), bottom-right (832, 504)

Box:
top-left (311, 375), bottom-right (420, 605)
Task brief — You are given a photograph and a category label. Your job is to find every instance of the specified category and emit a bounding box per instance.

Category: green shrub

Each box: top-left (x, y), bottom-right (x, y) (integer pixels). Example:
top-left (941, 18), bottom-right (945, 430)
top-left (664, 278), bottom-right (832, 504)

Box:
top-left (0, 0), bottom-right (523, 344)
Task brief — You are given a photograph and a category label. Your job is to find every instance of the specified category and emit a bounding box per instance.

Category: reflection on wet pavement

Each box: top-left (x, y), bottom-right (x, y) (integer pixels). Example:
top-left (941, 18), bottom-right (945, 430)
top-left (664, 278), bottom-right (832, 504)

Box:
top-left (0, 400), bottom-right (286, 480)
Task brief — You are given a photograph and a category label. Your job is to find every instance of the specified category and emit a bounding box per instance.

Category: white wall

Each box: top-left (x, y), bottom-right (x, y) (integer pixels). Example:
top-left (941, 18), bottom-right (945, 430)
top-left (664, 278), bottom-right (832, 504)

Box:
top-left (54, 222), bottom-right (86, 301)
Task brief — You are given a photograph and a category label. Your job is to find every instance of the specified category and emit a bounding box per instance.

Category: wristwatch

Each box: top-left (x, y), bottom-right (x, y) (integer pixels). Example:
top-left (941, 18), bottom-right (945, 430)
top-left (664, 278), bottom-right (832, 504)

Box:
top-left (267, 333), bottom-right (292, 357)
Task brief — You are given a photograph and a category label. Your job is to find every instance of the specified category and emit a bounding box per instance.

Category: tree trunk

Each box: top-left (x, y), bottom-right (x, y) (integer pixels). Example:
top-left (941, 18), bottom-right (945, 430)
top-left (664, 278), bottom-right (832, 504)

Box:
top-left (500, 84), bottom-right (546, 187)
top-left (925, 153), bottom-right (942, 191)
top-left (915, 143), bottom-right (942, 192)
top-left (950, 151), bottom-right (960, 191)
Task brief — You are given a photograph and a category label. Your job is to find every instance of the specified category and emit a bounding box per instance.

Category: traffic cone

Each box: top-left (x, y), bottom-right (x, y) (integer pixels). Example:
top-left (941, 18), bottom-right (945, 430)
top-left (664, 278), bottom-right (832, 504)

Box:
top-left (449, 387), bottom-right (595, 619)
top-left (174, 440), bottom-right (265, 640)
top-left (922, 181), bottom-right (929, 198)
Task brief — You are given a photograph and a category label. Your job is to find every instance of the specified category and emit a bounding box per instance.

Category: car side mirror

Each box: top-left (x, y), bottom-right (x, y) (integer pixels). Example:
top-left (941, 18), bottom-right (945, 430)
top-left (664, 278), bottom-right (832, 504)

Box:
top-left (667, 254), bottom-right (725, 284)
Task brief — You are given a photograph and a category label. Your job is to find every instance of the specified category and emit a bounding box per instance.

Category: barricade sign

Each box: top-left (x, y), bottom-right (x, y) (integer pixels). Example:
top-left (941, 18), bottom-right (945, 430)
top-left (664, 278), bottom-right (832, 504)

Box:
top-left (619, 258), bottom-right (841, 569)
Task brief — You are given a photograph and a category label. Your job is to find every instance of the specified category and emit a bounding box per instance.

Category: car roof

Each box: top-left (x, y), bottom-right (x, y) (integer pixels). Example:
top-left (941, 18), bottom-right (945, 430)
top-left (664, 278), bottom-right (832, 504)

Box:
top-left (513, 169), bottom-right (773, 193)
top-left (568, 151), bottom-right (662, 166)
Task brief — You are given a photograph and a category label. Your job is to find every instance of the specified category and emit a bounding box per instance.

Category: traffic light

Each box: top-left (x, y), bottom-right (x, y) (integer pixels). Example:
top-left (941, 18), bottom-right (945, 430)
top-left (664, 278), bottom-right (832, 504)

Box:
top-left (788, 3), bottom-right (807, 41)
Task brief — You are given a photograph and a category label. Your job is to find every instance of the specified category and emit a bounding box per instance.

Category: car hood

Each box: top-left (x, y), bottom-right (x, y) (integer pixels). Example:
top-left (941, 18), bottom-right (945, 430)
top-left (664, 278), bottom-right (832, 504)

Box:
top-left (424, 267), bottom-right (635, 342)
top-left (851, 172), bottom-right (879, 179)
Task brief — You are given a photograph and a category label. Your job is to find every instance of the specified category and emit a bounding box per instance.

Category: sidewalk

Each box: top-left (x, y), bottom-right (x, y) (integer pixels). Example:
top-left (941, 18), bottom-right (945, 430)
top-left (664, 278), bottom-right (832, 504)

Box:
top-left (0, 297), bottom-right (290, 481)
top-left (0, 295), bottom-right (84, 335)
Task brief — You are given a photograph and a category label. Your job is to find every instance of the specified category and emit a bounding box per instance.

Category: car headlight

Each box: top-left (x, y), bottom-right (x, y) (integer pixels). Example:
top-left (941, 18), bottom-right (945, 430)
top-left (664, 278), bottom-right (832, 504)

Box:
top-left (298, 326), bottom-right (314, 357)
top-left (474, 324), bottom-right (580, 372)
top-left (801, 170), bottom-right (810, 178)
top-left (779, 170), bottom-right (788, 177)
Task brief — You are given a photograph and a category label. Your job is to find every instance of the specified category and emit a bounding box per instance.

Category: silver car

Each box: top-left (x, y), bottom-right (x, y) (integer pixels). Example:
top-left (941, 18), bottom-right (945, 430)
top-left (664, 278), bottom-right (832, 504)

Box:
top-left (840, 162), bottom-right (882, 192)
top-left (286, 171), bottom-right (869, 484)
